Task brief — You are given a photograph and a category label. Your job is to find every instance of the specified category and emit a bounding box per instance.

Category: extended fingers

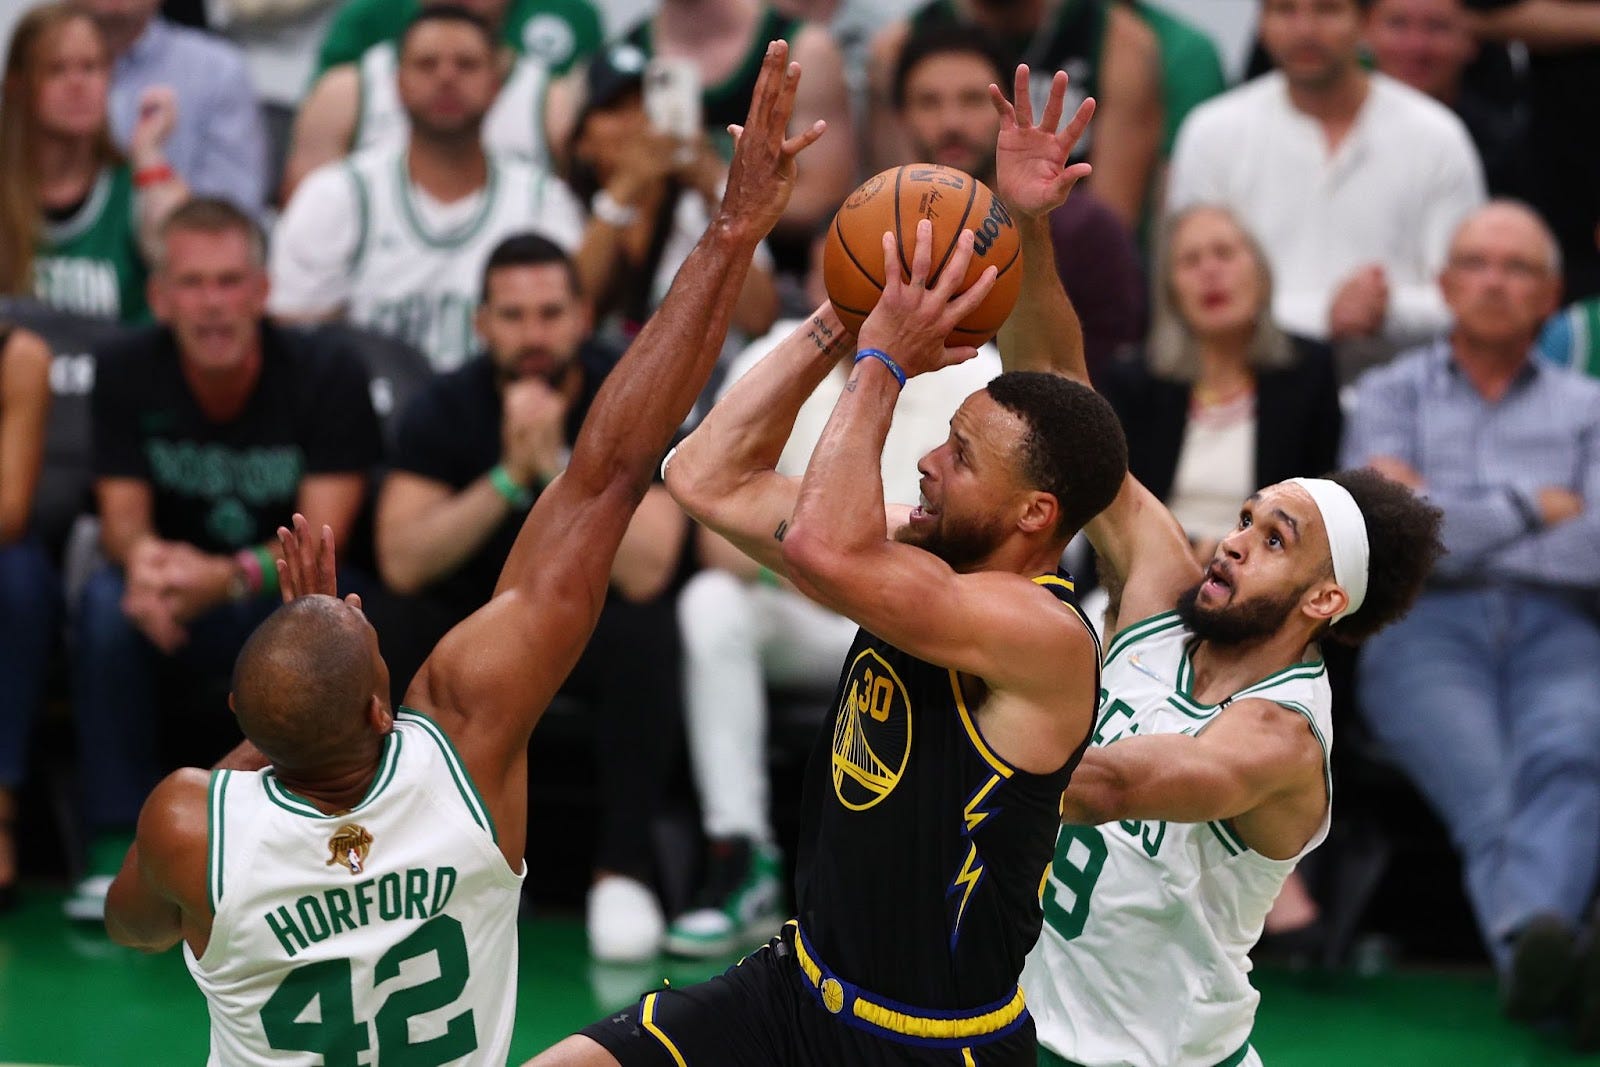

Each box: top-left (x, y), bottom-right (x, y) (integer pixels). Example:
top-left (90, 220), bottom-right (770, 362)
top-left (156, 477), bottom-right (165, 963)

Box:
top-left (988, 83), bottom-right (1017, 128)
top-left (1038, 70), bottom-right (1069, 134)
top-left (909, 218), bottom-right (934, 287)
top-left (1056, 96), bottom-right (1096, 153)
top-left (880, 230), bottom-right (903, 296)
top-left (933, 228), bottom-right (976, 300)
top-left (743, 41), bottom-right (789, 133)
top-left (947, 266), bottom-right (999, 324)
top-left (1012, 65), bottom-right (1034, 127)
top-left (316, 523), bottom-right (335, 594)
top-left (781, 118), bottom-right (827, 158)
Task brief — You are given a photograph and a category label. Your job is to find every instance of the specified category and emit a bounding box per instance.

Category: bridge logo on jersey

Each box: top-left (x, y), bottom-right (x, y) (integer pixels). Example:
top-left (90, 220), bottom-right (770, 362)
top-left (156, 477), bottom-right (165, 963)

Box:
top-left (326, 824), bottom-right (373, 875)
top-left (832, 649), bottom-right (913, 811)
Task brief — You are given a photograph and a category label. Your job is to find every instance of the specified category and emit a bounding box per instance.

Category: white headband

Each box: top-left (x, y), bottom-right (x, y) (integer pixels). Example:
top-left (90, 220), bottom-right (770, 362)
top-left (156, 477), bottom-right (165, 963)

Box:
top-left (1287, 477), bottom-right (1370, 624)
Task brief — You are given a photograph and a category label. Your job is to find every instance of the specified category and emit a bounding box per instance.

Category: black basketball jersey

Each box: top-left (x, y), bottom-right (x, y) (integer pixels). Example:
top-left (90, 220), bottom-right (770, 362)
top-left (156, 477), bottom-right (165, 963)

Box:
top-left (908, 0), bottom-right (1106, 161)
top-left (792, 569), bottom-right (1100, 1011)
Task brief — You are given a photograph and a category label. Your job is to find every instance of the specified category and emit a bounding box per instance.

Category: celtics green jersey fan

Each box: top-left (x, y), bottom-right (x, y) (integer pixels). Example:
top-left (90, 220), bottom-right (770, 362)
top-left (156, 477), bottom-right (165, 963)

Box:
top-left (316, 0), bottom-right (602, 77)
top-left (269, 8), bottom-right (582, 372)
top-left (36, 164), bottom-right (149, 322)
top-left (981, 67), bottom-right (1445, 1067)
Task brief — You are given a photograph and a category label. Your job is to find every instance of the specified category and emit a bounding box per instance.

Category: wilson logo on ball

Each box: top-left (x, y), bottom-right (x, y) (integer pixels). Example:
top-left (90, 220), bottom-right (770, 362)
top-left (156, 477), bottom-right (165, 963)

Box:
top-left (972, 197), bottom-right (1014, 258)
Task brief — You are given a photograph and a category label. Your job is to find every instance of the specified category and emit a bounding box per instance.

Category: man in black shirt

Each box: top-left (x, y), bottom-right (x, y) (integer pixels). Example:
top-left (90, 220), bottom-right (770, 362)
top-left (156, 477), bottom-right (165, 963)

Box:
top-left (376, 233), bottom-right (688, 962)
top-left (70, 198), bottom-right (380, 920)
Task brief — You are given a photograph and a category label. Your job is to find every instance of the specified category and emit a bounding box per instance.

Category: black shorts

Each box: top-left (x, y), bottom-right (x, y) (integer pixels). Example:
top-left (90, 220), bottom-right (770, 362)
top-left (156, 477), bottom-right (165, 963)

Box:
top-left (577, 928), bottom-right (1037, 1067)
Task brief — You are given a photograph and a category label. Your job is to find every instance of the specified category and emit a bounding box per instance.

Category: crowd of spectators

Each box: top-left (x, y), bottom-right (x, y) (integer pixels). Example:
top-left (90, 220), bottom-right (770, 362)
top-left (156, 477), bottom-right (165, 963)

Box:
top-left (2, 0), bottom-right (1599, 1038)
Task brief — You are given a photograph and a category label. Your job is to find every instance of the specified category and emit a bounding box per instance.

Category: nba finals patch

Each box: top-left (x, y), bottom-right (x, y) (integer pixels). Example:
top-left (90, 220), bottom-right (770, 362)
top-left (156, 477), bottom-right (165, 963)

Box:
top-left (326, 824), bottom-right (373, 876)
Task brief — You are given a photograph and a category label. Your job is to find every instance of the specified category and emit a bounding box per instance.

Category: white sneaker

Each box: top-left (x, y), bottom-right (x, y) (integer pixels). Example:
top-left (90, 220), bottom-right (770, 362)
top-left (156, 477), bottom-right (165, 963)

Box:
top-left (64, 874), bottom-right (115, 922)
top-left (587, 875), bottom-right (665, 963)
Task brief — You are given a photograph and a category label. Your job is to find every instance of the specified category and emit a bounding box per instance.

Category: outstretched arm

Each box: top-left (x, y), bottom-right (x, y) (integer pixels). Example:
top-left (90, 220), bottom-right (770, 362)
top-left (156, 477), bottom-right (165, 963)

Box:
top-left (407, 43), bottom-right (826, 861)
top-left (991, 66), bottom-right (1199, 633)
top-left (665, 304), bottom-right (853, 575)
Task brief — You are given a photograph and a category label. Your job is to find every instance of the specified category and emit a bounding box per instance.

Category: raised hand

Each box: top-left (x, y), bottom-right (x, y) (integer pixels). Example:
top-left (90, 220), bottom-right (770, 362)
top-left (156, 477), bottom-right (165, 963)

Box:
top-left (990, 65), bottom-right (1095, 220)
top-left (856, 218), bottom-right (997, 380)
top-left (718, 40), bottom-right (827, 242)
top-left (129, 85), bottom-right (179, 167)
top-left (275, 513), bottom-right (352, 606)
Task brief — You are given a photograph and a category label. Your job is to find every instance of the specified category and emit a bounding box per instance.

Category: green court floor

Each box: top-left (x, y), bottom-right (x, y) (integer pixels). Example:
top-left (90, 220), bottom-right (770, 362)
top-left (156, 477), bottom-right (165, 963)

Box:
top-left (0, 887), bottom-right (1595, 1065)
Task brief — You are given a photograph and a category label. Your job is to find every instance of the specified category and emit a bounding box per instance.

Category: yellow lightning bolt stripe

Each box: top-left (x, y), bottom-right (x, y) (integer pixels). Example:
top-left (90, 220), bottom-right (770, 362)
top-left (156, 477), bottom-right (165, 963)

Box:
top-left (952, 773), bottom-right (1005, 939)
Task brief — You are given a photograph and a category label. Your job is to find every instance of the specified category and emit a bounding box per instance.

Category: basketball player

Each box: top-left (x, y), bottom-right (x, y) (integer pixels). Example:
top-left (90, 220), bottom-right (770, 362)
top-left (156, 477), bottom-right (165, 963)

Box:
top-left (100, 43), bottom-right (823, 1065)
top-left (533, 86), bottom-right (1127, 1067)
top-left (987, 69), bottom-right (1446, 1066)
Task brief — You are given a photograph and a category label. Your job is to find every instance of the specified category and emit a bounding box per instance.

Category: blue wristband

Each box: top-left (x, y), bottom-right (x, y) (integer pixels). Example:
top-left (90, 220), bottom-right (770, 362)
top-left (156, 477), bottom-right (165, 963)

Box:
top-left (854, 348), bottom-right (906, 389)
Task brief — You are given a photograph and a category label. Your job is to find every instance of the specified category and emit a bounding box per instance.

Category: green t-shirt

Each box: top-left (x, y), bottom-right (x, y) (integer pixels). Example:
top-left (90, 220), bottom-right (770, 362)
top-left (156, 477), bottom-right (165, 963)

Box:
top-left (1135, 2), bottom-right (1226, 156)
top-left (315, 0), bottom-right (602, 77)
top-left (34, 165), bottom-right (149, 324)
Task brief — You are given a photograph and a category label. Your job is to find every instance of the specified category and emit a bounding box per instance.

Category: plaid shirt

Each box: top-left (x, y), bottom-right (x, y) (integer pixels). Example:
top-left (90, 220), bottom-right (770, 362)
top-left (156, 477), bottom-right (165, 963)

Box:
top-left (1342, 338), bottom-right (1600, 589)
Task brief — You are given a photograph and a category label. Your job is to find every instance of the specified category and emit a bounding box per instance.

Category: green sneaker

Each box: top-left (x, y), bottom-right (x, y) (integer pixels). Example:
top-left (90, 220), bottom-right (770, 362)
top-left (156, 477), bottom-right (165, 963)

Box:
top-left (64, 833), bottom-right (134, 923)
top-left (664, 838), bottom-right (784, 959)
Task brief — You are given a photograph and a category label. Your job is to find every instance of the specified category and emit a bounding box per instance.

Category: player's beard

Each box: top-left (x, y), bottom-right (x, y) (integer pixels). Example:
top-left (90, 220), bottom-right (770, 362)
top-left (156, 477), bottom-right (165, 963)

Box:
top-left (1174, 581), bottom-right (1304, 647)
top-left (895, 508), bottom-right (1008, 571)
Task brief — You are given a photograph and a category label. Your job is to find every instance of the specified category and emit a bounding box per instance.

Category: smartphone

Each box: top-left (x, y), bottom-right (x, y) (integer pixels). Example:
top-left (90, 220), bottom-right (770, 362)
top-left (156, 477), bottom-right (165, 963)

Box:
top-left (644, 58), bottom-right (702, 144)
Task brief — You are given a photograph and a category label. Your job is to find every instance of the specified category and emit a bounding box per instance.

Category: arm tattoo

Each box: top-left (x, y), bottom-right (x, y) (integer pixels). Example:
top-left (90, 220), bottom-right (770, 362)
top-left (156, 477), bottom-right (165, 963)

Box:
top-left (774, 519), bottom-right (789, 542)
top-left (805, 313), bottom-right (843, 354)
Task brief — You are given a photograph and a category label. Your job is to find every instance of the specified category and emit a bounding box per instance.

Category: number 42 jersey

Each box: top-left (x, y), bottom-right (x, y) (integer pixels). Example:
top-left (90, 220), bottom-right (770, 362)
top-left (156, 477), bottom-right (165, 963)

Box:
top-left (184, 710), bottom-right (525, 1066)
top-left (1021, 612), bottom-right (1333, 1067)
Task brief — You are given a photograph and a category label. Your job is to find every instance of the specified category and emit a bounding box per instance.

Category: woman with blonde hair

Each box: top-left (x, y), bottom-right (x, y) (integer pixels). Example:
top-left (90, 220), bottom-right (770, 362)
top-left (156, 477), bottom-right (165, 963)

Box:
top-left (0, 2), bottom-right (185, 322)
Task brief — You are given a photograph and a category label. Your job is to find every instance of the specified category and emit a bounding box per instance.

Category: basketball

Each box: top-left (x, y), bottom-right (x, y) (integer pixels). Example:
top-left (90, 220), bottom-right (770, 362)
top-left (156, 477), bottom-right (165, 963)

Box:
top-left (823, 164), bottom-right (1023, 346)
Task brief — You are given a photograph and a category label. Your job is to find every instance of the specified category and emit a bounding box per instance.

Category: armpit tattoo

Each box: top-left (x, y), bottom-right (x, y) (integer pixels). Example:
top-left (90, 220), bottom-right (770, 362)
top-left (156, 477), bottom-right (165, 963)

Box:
top-left (774, 520), bottom-right (789, 542)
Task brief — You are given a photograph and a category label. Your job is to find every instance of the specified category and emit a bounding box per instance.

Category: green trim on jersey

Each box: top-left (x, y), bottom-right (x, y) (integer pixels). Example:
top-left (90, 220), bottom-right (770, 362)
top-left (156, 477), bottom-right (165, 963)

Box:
top-left (394, 153), bottom-right (500, 250)
top-left (397, 708), bottom-right (498, 842)
top-left (207, 770), bottom-right (231, 913)
top-left (1103, 611), bottom-right (1182, 667)
top-left (345, 162), bottom-right (371, 274)
top-left (261, 729), bottom-right (404, 819)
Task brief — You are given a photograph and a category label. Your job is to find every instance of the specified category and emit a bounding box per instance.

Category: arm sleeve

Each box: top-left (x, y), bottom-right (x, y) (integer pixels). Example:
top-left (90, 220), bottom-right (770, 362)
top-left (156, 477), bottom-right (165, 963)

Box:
top-left (302, 347), bottom-right (383, 473)
top-left (191, 47), bottom-right (270, 216)
top-left (267, 165), bottom-right (360, 317)
top-left (90, 345), bottom-right (149, 480)
top-left (1385, 120), bottom-right (1487, 338)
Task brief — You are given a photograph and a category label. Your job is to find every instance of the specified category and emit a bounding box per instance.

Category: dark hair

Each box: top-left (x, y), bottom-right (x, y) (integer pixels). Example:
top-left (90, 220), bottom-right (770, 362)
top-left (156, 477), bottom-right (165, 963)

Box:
top-left (157, 196), bottom-right (264, 268)
top-left (985, 371), bottom-right (1128, 535)
top-left (479, 232), bottom-right (580, 303)
top-left (399, 3), bottom-right (496, 55)
top-left (1320, 467), bottom-right (1443, 645)
top-left (892, 25), bottom-right (1010, 112)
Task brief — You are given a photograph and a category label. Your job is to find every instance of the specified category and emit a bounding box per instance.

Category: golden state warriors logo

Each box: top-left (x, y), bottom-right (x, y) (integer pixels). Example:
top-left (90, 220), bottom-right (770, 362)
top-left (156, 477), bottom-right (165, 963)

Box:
top-left (832, 649), bottom-right (912, 811)
top-left (326, 824), bottom-right (373, 876)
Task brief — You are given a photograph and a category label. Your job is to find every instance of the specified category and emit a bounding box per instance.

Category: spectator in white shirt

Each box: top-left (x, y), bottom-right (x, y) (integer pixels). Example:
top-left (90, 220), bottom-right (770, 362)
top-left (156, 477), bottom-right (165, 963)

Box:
top-left (1167, 0), bottom-right (1485, 355)
top-left (268, 7), bottom-right (582, 372)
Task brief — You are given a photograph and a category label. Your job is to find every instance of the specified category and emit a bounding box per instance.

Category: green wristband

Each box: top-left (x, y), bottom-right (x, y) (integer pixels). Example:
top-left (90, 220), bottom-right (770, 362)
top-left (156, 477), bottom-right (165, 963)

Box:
top-left (253, 545), bottom-right (280, 598)
top-left (490, 464), bottom-right (534, 510)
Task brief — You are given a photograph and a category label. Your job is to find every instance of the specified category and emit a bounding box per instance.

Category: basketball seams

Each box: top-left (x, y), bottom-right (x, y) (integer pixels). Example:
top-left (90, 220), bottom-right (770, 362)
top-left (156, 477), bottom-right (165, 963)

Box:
top-left (834, 214), bottom-right (885, 293)
top-left (929, 175), bottom-right (979, 288)
top-left (892, 166), bottom-right (914, 280)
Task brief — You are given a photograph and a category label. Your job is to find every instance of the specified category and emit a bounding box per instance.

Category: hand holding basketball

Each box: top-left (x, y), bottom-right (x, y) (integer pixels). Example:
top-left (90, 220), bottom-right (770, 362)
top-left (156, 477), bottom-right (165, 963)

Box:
top-left (991, 65), bottom-right (1095, 219)
top-left (856, 219), bottom-right (998, 380)
top-left (824, 165), bottom-right (1022, 345)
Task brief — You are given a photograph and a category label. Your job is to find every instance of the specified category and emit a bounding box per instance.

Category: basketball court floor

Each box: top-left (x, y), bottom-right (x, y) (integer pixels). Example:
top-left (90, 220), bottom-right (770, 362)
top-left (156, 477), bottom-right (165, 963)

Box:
top-left (0, 888), bottom-right (1594, 1065)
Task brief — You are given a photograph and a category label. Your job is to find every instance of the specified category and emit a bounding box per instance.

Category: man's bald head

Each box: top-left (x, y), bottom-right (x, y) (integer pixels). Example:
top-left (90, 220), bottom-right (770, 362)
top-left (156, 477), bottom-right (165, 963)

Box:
top-left (1442, 199), bottom-right (1564, 349)
top-left (231, 596), bottom-right (387, 772)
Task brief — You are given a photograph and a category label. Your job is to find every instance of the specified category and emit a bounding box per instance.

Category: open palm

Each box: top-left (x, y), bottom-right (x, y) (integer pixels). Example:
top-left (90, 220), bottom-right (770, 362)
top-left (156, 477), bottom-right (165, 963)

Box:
top-left (991, 65), bottom-right (1096, 219)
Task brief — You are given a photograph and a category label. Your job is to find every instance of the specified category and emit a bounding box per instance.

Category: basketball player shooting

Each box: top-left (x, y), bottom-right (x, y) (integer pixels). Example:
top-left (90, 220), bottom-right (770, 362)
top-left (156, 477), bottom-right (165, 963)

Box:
top-left (985, 67), bottom-right (1446, 1067)
top-left (100, 42), bottom-right (823, 1066)
top-left (534, 73), bottom-right (1124, 1067)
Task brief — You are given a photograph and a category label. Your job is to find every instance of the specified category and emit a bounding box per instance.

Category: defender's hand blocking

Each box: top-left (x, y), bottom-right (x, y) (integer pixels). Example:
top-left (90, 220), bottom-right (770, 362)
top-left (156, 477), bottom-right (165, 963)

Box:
top-left (719, 40), bottom-right (827, 242)
top-left (991, 66), bottom-right (1095, 220)
top-left (857, 219), bottom-right (998, 379)
top-left (276, 513), bottom-right (360, 609)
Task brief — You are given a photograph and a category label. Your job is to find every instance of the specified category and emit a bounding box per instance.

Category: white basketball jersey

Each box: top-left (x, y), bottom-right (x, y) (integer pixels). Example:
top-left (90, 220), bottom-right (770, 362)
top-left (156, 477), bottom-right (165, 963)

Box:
top-left (343, 145), bottom-right (582, 371)
top-left (355, 42), bottom-right (554, 169)
top-left (1022, 612), bottom-right (1333, 1067)
top-left (184, 711), bottom-right (525, 1066)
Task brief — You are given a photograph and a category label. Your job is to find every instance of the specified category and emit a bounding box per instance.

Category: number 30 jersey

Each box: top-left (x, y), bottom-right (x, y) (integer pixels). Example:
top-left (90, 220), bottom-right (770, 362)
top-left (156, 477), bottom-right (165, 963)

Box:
top-left (184, 709), bottom-right (525, 1066)
top-left (1021, 612), bottom-right (1333, 1067)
